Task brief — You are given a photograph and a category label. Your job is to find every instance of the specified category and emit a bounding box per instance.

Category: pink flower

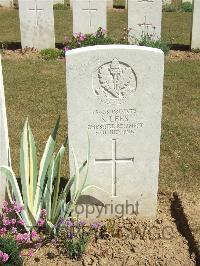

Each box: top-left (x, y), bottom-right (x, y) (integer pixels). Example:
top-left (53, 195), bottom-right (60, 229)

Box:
top-left (28, 249), bottom-right (34, 257)
top-left (18, 219), bottom-right (25, 226)
top-left (31, 230), bottom-right (38, 239)
top-left (3, 218), bottom-right (10, 226)
top-left (0, 251), bottom-right (9, 263)
top-left (11, 219), bottom-right (16, 225)
top-left (0, 227), bottom-right (7, 235)
top-left (11, 227), bottom-right (17, 234)
top-left (79, 34), bottom-right (86, 41)
top-left (64, 47), bottom-right (70, 52)
top-left (13, 202), bottom-right (23, 213)
top-left (37, 219), bottom-right (45, 227)
top-left (15, 233), bottom-right (30, 243)
top-left (2, 253), bottom-right (9, 263)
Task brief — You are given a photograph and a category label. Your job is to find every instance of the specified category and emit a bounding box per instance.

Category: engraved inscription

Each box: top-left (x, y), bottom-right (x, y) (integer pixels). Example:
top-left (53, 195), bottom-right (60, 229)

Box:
top-left (93, 58), bottom-right (137, 105)
top-left (138, 16), bottom-right (156, 37)
top-left (88, 108), bottom-right (143, 135)
top-left (95, 139), bottom-right (134, 197)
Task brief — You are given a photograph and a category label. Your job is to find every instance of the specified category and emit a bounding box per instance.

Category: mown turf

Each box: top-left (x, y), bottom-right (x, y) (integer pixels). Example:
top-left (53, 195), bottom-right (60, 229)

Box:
top-left (0, 8), bottom-right (192, 46)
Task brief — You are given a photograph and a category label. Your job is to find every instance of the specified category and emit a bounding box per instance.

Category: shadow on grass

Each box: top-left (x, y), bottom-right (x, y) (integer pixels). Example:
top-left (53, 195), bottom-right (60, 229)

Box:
top-left (169, 44), bottom-right (190, 51)
top-left (171, 192), bottom-right (200, 265)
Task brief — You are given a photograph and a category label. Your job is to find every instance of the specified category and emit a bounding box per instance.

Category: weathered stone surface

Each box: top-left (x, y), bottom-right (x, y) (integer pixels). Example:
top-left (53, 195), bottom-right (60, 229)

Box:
top-left (191, 0), bottom-right (200, 49)
top-left (18, 0), bottom-right (55, 50)
top-left (0, 55), bottom-right (9, 208)
top-left (0, 0), bottom-right (12, 7)
top-left (73, 0), bottom-right (107, 34)
top-left (66, 45), bottom-right (164, 219)
top-left (53, 0), bottom-right (64, 4)
top-left (71, 0), bottom-right (113, 9)
top-left (128, 0), bottom-right (162, 42)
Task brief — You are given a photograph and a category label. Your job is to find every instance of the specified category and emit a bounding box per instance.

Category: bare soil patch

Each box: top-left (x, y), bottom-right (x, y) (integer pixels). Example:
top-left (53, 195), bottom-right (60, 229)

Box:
top-left (166, 50), bottom-right (200, 62)
top-left (2, 49), bottom-right (200, 62)
top-left (24, 192), bottom-right (196, 266)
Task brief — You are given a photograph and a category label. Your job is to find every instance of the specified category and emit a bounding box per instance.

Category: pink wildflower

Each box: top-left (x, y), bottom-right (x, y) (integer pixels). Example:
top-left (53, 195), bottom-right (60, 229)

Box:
top-left (3, 218), bottom-right (10, 226)
top-left (28, 249), bottom-right (34, 257)
top-left (11, 219), bottom-right (16, 225)
top-left (0, 227), bottom-right (7, 235)
top-left (18, 219), bottom-right (25, 226)
top-left (2, 253), bottom-right (9, 263)
top-left (64, 47), bottom-right (70, 52)
top-left (37, 219), bottom-right (45, 227)
top-left (11, 227), bottom-right (17, 234)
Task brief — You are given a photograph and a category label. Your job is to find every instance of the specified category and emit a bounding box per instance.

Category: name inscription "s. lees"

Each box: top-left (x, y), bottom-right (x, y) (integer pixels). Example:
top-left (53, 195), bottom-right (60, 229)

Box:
top-left (88, 108), bottom-right (144, 135)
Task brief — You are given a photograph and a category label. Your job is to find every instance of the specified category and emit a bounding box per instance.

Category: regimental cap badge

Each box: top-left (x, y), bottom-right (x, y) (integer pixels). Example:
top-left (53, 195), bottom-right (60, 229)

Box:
top-left (93, 58), bottom-right (137, 105)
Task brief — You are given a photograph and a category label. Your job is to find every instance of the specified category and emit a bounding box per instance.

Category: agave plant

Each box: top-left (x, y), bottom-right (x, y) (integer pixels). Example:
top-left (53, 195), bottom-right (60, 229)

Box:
top-left (0, 118), bottom-right (93, 232)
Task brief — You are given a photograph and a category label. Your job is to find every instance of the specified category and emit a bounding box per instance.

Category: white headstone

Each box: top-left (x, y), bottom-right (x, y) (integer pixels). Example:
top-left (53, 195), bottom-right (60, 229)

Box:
top-left (191, 0), bottom-right (200, 49)
top-left (0, 55), bottom-right (9, 208)
top-left (53, 0), bottom-right (64, 4)
top-left (128, 0), bottom-right (162, 42)
top-left (66, 45), bottom-right (164, 218)
top-left (107, 0), bottom-right (113, 9)
top-left (182, 0), bottom-right (192, 3)
top-left (71, 0), bottom-right (112, 9)
top-left (162, 0), bottom-right (172, 4)
top-left (18, 0), bottom-right (55, 50)
top-left (0, 0), bottom-right (12, 7)
top-left (73, 0), bottom-right (107, 34)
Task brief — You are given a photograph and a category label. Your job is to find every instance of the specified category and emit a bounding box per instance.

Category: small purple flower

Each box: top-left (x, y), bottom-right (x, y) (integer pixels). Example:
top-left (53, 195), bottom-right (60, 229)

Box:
top-left (91, 222), bottom-right (102, 230)
top-left (78, 220), bottom-right (86, 226)
top-left (65, 220), bottom-right (73, 227)
top-left (11, 227), bottom-right (17, 234)
top-left (67, 232), bottom-right (74, 239)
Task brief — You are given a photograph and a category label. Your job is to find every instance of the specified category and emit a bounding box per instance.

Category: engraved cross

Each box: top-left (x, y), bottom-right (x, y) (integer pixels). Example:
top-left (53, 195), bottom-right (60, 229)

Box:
top-left (95, 139), bottom-right (134, 197)
top-left (28, 0), bottom-right (44, 27)
top-left (82, 0), bottom-right (97, 27)
top-left (137, 16), bottom-right (152, 36)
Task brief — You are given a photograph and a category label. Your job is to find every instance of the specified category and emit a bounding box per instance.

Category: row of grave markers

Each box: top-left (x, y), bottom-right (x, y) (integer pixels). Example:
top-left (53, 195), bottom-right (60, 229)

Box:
top-left (13, 0), bottom-right (200, 50)
top-left (0, 44), bottom-right (164, 218)
top-left (0, 0), bottom-right (194, 8)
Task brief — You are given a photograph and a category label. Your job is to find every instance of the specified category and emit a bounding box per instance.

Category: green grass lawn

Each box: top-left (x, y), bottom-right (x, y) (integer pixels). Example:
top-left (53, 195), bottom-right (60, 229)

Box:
top-left (0, 8), bottom-right (192, 46)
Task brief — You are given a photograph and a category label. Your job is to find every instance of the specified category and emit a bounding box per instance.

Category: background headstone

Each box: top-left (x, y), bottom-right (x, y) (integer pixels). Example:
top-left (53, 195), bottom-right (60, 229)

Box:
top-left (128, 0), bottom-right (162, 42)
top-left (0, 55), bottom-right (10, 208)
top-left (191, 0), bottom-right (200, 49)
top-left (107, 0), bottom-right (113, 9)
top-left (0, 0), bottom-right (12, 7)
top-left (53, 0), bottom-right (64, 4)
top-left (66, 45), bottom-right (164, 218)
top-left (71, 0), bottom-right (112, 9)
top-left (18, 0), bottom-right (55, 50)
top-left (182, 0), bottom-right (192, 3)
top-left (73, 0), bottom-right (107, 34)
